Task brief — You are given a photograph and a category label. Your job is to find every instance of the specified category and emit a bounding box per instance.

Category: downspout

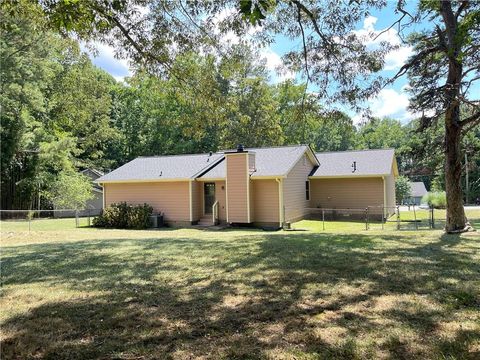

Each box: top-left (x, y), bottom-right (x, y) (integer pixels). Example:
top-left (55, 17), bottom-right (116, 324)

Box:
top-left (101, 183), bottom-right (105, 209)
top-left (276, 178), bottom-right (284, 228)
top-left (382, 176), bottom-right (387, 218)
top-left (189, 180), bottom-right (193, 223)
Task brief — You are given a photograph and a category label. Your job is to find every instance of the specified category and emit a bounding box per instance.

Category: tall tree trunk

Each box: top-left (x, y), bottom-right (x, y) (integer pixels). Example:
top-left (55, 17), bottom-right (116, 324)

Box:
top-left (441, 1), bottom-right (467, 232)
top-left (444, 117), bottom-right (467, 231)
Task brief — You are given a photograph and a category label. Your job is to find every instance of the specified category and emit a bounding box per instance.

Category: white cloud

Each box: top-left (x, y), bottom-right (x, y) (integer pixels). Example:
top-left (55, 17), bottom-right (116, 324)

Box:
top-left (355, 16), bottom-right (413, 71)
top-left (363, 15), bottom-right (377, 31)
top-left (260, 49), bottom-right (295, 83)
top-left (213, 8), bottom-right (261, 46)
top-left (81, 42), bottom-right (132, 82)
top-left (356, 87), bottom-right (420, 124)
top-left (370, 88), bottom-right (411, 119)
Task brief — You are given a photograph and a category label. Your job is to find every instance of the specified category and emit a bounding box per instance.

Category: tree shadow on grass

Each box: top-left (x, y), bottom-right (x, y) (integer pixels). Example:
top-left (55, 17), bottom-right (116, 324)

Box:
top-left (1, 230), bottom-right (479, 359)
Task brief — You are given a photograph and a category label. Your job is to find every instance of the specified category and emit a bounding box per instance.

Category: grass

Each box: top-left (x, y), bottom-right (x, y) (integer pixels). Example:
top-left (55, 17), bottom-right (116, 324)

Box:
top-left (1, 219), bottom-right (479, 359)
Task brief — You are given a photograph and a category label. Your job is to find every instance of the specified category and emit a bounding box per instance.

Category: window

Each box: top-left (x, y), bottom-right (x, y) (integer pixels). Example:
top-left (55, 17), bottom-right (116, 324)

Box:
top-left (305, 181), bottom-right (310, 200)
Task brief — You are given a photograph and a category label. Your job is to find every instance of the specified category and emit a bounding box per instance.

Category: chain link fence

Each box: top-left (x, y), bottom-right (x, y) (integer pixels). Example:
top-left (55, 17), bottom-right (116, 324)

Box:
top-left (0, 209), bottom-right (100, 231)
top-left (1, 207), bottom-right (479, 232)
top-left (305, 205), bottom-right (480, 231)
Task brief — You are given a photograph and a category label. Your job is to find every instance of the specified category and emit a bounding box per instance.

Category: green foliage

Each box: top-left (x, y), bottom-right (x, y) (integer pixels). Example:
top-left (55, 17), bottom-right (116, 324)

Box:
top-left (93, 203), bottom-right (153, 229)
top-left (1, 3), bottom-right (118, 209)
top-left (45, 171), bottom-right (93, 210)
top-left (238, 0), bottom-right (275, 25)
top-left (2, 1), bottom-right (480, 215)
top-left (395, 176), bottom-right (412, 204)
top-left (422, 192), bottom-right (447, 209)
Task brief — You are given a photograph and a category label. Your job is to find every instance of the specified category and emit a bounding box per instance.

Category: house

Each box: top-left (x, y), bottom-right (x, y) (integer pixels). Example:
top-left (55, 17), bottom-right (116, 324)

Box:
top-left (81, 169), bottom-right (104, 214)
top-left (405, 181), bottom-right (428, 205)
top-left (95, 145), bottom-right (398, 227)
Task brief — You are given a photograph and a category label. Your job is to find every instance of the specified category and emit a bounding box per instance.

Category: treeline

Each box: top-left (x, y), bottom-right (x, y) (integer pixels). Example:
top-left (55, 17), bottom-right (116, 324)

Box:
top-left (1, 7), bottom-right (479, 209)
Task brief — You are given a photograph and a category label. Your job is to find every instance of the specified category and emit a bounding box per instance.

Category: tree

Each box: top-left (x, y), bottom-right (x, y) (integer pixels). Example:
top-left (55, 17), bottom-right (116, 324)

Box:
top-left (1, 1), bottom-right (120, 209)
top-left (396, 1), bottom-right (480, 232)
top-left (395, 176), bottom-right (412, 205)
top-left (237, 1), bottom-right (480, 232)
top-left (45, 171), bottom-right (93, 210)
top-left (10, 0), bottom-right (480, 231)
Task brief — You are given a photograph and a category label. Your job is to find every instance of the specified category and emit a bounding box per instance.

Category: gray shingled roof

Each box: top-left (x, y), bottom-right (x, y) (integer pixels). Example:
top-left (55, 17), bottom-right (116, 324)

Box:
top-left (410, 182), bottom-right (428, 197)
top-left (96, 146), bottom-right (395, 183)
top-left (310, 149), bottom-right (395, 177)
top-left (199, 145), bottom-right (313, 179)
top-left (96, 153), bottom-right (223, 182)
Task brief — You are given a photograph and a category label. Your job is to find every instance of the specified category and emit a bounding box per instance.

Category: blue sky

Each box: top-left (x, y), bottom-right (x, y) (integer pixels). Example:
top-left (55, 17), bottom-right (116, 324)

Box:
top-left (83, 2), bottom-right (477, 125)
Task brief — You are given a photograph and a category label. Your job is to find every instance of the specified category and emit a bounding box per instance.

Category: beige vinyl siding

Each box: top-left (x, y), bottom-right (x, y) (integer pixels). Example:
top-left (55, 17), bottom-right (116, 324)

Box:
top-left (252, 179), bottom-right (279, 223)
top-left (385, 164), bottom-right (396, 212)
top-left (191, 181), bottom-right (202, 221)
top-left (226, 153), bottom-right (249, 223)
top-left (104, 182), bottom-right (190, 221)
top-left (249, 179), bottom-right (255, 221)
top-left (309, 178), bottom-right (384, 212)
top-left (283, 154), bottom-right (314, 222)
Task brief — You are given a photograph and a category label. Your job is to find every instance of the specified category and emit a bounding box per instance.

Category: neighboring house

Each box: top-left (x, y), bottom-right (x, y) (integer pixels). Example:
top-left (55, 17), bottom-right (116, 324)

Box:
top-left (95, 145), bottom-right (398, 227)
top-left (81, 169), bottom-right (104, 214)
top-left (405, 181), bottom-right (428, 205)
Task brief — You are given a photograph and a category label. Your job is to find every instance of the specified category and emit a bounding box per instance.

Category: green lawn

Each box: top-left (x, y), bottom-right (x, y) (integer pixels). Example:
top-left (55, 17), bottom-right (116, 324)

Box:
top-left (1, 220), bottom-right (479, 359)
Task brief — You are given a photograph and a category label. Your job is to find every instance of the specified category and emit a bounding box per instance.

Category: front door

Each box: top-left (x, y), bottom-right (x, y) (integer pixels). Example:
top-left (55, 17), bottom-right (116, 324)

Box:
top-left (204, 183), bottom-right (215, 214)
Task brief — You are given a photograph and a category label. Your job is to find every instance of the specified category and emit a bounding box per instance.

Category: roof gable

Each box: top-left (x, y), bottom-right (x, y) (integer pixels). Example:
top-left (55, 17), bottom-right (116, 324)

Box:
top-left (410, 182), bottom-right (428, 197)
top-left (310, 149), bottom-right (395, 177)
top-left (199, 145), bottom-right (316, 179)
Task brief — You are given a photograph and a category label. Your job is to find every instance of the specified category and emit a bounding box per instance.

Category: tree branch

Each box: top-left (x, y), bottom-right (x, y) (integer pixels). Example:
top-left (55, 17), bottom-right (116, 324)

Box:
top-left (387, 45), bottom-right (441, 84)
top-left (459, 110), bottom-right (480, 128)
top-left (456, 1), bottom-right (469, 19)
top-left (296, 5), bottom-right (311, 83)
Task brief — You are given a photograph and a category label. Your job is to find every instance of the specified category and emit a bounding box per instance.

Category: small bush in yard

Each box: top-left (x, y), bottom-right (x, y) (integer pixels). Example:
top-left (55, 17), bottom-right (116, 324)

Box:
top-left (422, 191), bottom-right (447, 209)
top-left (94, 202), bottom-right (153, 229)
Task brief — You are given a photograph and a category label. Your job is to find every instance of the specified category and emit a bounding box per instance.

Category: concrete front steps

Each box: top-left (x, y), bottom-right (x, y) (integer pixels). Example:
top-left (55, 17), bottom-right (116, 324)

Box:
top-left (197, 215), bottom-right (214, 227)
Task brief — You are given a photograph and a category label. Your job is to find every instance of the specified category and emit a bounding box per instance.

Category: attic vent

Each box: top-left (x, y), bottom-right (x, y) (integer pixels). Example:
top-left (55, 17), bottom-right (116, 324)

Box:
top-left (352, 161), bottom-right (357, 173)
top-left (159, 171), bottom-right (163, 176)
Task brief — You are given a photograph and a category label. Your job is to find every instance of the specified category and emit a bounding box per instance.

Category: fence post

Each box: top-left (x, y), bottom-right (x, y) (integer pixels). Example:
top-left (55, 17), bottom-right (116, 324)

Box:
top-left (413, 204), bottom-right (418, 230)
top-left (381, 207), bottom-right (384, 230)
top-left (75, 210), bottom-right (79, 228)
top-left (365, 207), bottom-right (369, 230)
top-left (431, 206), bottom-right (435, 229)
top-left (322, 209), bottom-right (325, 230)
top-left (87, 209), bottom-right (91, 227)
top-left (396, 205), bottom-right (400, 230)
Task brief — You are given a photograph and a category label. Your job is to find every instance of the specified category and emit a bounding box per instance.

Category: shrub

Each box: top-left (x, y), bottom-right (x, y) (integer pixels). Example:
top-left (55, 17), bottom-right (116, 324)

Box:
top-left (422, 191), bottom-right (447, 209)
top-left (395, 176), bottom-right (412, 204)
top-left (94, 202), bottom-right (153, 229)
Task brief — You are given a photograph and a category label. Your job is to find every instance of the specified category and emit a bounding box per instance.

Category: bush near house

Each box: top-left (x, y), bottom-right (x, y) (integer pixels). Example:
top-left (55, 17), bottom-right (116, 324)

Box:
top-left (93, 202), bottom-right (153, 229)
top-left (422, 191), bottom-right (447, 209)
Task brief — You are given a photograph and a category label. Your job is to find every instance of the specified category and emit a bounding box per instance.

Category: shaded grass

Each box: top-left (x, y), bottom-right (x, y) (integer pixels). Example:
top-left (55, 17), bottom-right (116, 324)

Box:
top-left (1, 223), bottom-right (479, 359)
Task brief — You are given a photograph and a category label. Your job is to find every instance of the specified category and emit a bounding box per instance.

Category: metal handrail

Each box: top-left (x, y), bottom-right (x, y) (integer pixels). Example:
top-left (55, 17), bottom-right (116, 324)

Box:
top-left (212, 201), bottom-right (219, 225)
